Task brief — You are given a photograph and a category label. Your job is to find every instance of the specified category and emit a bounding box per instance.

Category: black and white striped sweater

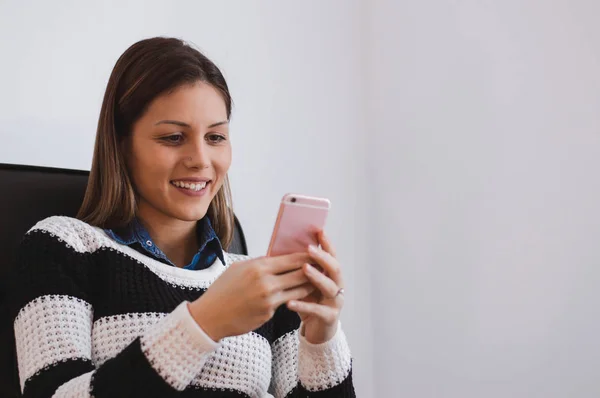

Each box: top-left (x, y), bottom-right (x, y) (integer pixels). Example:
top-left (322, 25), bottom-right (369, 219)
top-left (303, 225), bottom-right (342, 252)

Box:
top-left (9, 216), bottom-right (355, 397)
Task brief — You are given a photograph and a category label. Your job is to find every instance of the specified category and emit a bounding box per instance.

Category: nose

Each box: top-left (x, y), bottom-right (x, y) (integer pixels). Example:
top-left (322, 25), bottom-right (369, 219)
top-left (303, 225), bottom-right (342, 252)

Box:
top-left (183, 139), bottom-right (210, 170)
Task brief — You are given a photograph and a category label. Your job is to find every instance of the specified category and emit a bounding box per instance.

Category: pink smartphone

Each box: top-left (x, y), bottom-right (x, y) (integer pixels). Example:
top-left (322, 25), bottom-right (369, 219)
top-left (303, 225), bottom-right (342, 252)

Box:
top-left (267, 193), bottom-right (331, 257)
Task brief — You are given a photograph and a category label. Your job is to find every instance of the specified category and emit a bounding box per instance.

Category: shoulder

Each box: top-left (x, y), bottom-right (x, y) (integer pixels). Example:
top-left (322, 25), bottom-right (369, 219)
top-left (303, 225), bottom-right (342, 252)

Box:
top-left (25, 215), bottom-right (111, 253)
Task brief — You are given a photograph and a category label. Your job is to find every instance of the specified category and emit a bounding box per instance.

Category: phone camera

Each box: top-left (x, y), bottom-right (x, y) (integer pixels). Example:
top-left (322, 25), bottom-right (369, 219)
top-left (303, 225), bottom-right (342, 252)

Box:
top-left (291, 197), bottom-right (297, 203)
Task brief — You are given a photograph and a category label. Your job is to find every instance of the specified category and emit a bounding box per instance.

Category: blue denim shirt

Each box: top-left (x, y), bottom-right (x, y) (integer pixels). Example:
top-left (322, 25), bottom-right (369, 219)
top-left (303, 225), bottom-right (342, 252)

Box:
top-left (104, 217), bottom-right (225, 270)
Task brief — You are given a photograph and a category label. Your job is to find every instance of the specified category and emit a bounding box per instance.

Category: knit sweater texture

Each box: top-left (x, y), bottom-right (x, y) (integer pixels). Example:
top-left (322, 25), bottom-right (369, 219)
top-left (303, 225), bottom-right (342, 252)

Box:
top-left (10, 216), bottom-right (355, 397)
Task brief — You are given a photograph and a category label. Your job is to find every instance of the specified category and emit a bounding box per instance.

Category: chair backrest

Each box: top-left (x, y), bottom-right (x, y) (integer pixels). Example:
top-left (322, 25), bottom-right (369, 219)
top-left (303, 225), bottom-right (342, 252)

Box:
top-left (0, 163), bottom-right (248, 396)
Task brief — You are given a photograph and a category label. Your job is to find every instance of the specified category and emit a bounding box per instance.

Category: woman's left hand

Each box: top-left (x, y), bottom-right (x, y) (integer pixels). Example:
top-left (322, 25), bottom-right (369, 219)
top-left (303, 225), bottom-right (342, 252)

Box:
top-left (286, 230), bottom-right (345, 344)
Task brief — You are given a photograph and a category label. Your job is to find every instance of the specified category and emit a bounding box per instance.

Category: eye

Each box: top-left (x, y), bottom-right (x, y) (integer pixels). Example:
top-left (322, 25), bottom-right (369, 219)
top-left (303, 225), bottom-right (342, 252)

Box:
top-left (160, 134), bottom-right (184, 145)
top-left (207, 134), bottom-right (227, 144)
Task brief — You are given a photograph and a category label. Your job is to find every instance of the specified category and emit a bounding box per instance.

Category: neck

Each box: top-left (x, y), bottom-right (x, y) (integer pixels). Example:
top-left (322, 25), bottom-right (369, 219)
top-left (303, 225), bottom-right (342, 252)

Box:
top-left (136, 205), bottom-right (198, 268)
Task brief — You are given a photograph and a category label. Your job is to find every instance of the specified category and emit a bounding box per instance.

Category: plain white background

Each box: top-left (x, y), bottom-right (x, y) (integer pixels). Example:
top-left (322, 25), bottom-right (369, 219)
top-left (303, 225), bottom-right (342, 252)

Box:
top-left (3, 1), bottom-right (600, 397)
top-left (368, 0), bottom-right (600, 397)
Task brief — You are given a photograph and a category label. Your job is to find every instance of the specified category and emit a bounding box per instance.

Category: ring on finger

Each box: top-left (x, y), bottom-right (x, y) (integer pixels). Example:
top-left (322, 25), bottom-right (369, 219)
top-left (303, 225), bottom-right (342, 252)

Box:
top-left (331, 287), bottom-right (344, 299)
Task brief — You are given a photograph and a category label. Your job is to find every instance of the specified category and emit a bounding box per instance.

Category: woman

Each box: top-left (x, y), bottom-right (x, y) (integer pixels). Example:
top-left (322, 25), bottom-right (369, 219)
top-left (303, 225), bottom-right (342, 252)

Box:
top-left (10, 37), bottom-right (355, 397)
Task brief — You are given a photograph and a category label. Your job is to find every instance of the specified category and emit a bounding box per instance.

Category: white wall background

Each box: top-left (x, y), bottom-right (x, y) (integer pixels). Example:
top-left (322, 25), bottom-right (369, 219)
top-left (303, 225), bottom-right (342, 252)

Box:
top-left (0, 0), bottom-right (373, 396)
top-left (368, 0), bottom-right (600, 397)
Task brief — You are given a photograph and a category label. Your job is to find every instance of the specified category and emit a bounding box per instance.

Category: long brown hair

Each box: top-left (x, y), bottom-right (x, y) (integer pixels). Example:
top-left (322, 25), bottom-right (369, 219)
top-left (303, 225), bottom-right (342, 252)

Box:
top-left (77, 37), bottom-right (235, 249)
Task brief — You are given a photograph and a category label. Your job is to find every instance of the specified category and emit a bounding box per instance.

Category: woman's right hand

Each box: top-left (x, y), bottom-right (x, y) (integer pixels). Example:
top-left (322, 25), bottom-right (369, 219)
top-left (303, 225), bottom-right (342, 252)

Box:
top-left (188, 253), bottom-right (315, 341)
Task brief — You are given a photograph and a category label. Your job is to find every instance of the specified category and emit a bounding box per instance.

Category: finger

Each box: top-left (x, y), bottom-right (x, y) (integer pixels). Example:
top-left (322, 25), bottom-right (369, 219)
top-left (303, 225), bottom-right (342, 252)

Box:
top-left (275, 283), bottom-right (315, 307)
top-left (303, 263), bottom-right (339, 299)
top-left (318, 230), bottom-right (337, 258)
top-left (307, 245), bottom-right (343, 286)
top-left (302, 290), bottom-right (321, 304)
top-left (287, 300), bottom-right (338, 325)
top-left (266, 252), bottom-right (313, 274)
top-left (272, 268), bottom-right (309, 291)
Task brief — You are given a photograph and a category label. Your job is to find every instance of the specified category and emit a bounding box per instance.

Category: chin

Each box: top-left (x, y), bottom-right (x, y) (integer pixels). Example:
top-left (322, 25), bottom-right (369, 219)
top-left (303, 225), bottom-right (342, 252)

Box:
top-left (161, 201), bottom-right (208, 221)
top-left (175, 209), bottom-right (209, 222)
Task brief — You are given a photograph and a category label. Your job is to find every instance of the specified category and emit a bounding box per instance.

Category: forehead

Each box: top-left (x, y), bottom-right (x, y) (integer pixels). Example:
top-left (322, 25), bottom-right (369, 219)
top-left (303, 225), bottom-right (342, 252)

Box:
top-left (142, 81), bottom-right (228, 126)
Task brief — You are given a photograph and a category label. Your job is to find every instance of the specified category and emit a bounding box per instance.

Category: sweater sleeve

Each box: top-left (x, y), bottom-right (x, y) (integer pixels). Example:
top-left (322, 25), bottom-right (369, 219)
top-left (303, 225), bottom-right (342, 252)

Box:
top-left (10, 226), bottom-right (219, 398)
top-left (269, 305), bottom-right (356, 398)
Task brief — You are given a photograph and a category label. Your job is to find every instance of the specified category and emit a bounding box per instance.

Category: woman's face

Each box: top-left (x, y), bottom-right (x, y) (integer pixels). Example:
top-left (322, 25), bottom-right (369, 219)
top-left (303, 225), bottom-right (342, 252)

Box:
top-left (126, 81), bottom-right (231, 223)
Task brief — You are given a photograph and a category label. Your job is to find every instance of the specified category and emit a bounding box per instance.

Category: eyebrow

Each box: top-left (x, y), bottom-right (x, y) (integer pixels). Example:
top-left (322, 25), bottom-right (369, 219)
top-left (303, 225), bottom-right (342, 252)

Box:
top-left (154, 120), bottom-right (229, 128)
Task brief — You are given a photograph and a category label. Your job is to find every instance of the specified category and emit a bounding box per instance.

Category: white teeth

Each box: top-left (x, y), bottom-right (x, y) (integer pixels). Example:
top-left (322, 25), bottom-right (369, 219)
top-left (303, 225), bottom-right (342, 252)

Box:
top-left (172, 181), bottom-right (208, 191)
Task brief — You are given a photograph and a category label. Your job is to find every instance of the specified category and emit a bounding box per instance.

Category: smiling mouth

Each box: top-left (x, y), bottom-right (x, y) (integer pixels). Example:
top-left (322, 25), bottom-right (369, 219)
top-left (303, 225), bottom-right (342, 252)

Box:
top-left (170, 180), bottom-right (210, 192)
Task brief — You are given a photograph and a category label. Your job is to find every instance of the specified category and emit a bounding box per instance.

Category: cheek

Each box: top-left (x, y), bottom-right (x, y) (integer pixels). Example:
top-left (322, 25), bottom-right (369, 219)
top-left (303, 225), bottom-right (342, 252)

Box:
top-left (129, 145), bottom-right (174, 194)
top-left (210, 147), bottom-right (232, 193)
top-left (214, 146), bottom-right (232, 174)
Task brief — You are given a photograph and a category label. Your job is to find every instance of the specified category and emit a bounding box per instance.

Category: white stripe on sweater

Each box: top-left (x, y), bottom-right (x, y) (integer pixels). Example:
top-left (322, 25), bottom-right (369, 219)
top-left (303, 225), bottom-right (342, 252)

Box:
top-left (92, 312), bottom-right (168, 366)
top-left (52, 371), bottom-right (93, 398)
top-left (297, 322), bottom-right (352, 391)
top-left (14, 295), bottom-right (93, 391)
top-left (270, 322), bottom-right (352, 395)
top-left (92, 310), bottom-right (272, 396)
top-left (140, 302), bottom-right (220, 391)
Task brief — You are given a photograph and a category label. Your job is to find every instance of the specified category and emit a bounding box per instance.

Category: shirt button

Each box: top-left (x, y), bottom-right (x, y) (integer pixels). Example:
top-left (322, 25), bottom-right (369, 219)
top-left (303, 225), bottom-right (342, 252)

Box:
top-left (146, 240), bottom-right (153, 247)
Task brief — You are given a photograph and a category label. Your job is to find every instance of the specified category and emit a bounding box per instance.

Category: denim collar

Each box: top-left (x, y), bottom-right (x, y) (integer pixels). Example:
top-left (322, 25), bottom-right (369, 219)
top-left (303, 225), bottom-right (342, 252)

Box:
top-left (104, 217), bottom-right (225, 270)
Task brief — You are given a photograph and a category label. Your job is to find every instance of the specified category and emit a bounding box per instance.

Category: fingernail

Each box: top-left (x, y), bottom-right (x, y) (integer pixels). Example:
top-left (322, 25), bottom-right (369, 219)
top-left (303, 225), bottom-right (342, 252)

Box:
top-left (305, 264), bottom-right (315, 273)
top-left (308, 245), bottom-right (318, 253)
top-left (288, 301), bottom-right (297, 309)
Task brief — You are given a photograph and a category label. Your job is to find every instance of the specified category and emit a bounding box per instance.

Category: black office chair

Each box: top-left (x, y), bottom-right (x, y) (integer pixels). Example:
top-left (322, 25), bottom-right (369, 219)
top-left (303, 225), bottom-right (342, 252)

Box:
top-left (0, 163), bottom-right (248, 397)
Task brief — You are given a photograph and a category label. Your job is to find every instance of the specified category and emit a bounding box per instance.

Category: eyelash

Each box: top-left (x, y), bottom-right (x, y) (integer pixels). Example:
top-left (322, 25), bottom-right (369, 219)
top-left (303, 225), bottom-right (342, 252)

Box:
top-left (160, 133), bottom-right (227, 145)
top-left (207, 134), bottom-right (227, 144)
top-left (161, 134), bottom-right (184, 144)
